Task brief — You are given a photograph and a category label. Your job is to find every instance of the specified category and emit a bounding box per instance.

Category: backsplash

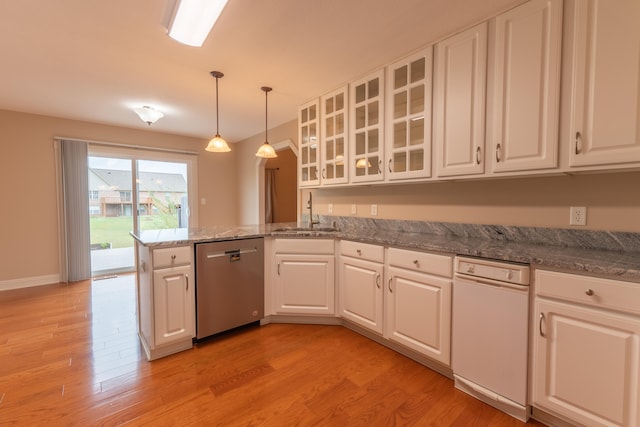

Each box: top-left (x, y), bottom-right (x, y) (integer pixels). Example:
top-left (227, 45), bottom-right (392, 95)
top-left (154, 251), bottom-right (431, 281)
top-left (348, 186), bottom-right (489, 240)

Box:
top-left (308, 215), bottom-right (640, 253)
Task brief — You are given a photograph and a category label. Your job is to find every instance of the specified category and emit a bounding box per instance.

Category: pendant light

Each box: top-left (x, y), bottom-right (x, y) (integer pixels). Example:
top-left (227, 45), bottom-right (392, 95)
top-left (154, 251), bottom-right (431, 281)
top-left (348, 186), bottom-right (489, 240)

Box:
top-left (205, 71), bottom-right (231, 152)
top-left (255, 86), bottom-right (278, 158)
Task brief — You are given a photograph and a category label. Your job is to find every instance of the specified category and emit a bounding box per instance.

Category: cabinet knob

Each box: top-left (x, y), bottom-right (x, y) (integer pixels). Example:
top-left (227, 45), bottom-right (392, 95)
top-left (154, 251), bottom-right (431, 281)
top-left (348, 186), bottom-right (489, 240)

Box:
top-left (585, 288), bottom-right (594, 296)
top-left (413, 259), bottom-right (419, 267)
top-left (171, 254), bottom-right (176, 262)
top-left (356, 249), bottom-right (362, 256)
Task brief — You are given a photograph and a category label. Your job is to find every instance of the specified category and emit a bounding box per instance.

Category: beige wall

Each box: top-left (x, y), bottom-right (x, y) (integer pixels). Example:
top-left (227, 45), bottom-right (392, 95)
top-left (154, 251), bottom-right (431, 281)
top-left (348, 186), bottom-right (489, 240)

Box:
top-left (236, 119), bottom-right (299, 225)
top-left (307, 171), bottom-right (640, 232)
top-left (0, 109), bottom-right (238, 283)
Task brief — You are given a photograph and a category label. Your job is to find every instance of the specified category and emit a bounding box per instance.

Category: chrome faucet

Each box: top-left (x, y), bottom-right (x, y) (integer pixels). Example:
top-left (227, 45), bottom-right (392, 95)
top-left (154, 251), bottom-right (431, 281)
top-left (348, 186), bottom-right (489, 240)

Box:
top-left (307, 192), bottom-right (320, 228)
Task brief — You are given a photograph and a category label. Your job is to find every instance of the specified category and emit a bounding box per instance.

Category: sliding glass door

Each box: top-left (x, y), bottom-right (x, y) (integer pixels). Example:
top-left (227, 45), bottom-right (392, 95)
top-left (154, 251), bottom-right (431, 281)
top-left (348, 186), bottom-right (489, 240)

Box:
top-left (88, 146), bottom-right (197, 276)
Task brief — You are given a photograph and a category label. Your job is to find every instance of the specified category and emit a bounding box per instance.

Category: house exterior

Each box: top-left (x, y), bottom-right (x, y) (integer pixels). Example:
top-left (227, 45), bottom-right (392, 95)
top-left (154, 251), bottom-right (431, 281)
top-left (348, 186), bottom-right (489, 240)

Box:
top-left (88, 168), bottom-right (187, 218)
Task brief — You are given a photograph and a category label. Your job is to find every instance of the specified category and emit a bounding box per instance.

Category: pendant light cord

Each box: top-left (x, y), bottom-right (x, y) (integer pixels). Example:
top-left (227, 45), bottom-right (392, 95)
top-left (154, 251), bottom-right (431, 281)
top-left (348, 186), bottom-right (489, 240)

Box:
top-left (215, 76), bottom-right (220, 135)
top-left (264, 88), bottom-right (268, 142)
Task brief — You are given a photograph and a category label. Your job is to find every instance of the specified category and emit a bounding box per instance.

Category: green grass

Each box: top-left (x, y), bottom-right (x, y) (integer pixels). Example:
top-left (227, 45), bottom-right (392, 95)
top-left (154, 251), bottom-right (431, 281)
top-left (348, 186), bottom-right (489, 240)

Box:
top-left (90, 215), bottom-right (178, 248)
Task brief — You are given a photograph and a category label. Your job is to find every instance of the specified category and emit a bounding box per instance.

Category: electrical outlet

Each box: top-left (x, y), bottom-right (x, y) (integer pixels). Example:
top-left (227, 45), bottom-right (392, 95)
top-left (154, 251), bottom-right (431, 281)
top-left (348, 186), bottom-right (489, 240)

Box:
top-left (328, 203), bottom-right (333, 214)
top-left (371, 204), bottom-right (378, 216)
top-left (570, 206), bottom-right (587, 226)
top-left (351, 204), bottom-right (357, 215)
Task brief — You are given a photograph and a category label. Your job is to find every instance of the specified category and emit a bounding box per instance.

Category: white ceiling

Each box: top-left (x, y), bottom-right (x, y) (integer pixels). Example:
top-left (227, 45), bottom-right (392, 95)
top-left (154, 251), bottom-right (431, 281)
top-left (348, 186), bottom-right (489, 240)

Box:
top-left (0, 0), bottom-right (524, 143)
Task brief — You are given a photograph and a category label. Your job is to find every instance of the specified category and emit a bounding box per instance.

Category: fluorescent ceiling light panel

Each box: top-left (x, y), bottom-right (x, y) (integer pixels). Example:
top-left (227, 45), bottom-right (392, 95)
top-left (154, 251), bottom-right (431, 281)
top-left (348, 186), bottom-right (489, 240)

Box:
top-left (169, 0), bottom-right (229, 47)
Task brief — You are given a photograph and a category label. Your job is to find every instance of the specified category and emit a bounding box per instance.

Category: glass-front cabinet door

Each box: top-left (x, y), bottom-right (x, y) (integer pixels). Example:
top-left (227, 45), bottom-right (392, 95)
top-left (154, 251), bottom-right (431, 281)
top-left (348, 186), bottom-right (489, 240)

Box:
top-left (350, 69), bottom-right (385, 183)
top-left (320, 86), bottom-right (348, 185)
top-left (298, 99), bottom-right (321, 187)
top-left (386, 47), bottom-right (433, 180)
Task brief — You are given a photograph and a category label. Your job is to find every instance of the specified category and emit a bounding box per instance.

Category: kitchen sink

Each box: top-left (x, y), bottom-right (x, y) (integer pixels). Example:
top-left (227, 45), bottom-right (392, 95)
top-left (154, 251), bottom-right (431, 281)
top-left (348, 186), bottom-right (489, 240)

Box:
top-left (272, 226), bottom-right (340, 235)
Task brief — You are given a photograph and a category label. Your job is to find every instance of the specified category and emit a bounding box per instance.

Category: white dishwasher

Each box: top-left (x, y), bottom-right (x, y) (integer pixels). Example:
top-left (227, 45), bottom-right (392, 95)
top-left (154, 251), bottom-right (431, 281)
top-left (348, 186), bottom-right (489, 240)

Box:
top-left (452, 256), bottom-right (530, 422)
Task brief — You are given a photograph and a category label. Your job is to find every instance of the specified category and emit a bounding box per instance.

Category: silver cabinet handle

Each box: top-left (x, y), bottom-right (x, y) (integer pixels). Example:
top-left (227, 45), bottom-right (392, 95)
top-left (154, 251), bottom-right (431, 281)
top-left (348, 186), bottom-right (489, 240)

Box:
top-left (575, 131), bottom-right (582, 155)
top-left (378, 159), bottom-right (382, 174)
top-left (476, 146), bottom-right (481, 164)
top-left (539, 312), bottom-right (546, 337)
top-left (495, 143), bottom-right (501, 162)
top-left (322, 168), bottom-right (326, 179)
top-left (585, 288), bottom-right (594, 296)
top-left (375, 273), bottom-right (381, 289)
top-left (388, 276), bottom-right (393, 293)
top-left (388, 158), bottom-right (393, 173)
top-left (185, 274), bottom-right (189, 291)
top-left (277, 262), bottom-right (280, 276)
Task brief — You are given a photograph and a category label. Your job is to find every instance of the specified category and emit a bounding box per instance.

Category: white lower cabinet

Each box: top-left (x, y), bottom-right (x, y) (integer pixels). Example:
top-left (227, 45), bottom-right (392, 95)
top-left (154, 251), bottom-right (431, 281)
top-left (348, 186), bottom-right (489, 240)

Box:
top-left (339, 242), bottom-right (454, 366)
top-left (272, 238), bottom-right (335, 316)
top-left (532, 269), bottom-right (640, 426)
top-left (385, 248), bottom-right (453, 365)
top-left (339, 241), bottom-right (385, 333)
top-left (136, 243), bottom-right (195, 361)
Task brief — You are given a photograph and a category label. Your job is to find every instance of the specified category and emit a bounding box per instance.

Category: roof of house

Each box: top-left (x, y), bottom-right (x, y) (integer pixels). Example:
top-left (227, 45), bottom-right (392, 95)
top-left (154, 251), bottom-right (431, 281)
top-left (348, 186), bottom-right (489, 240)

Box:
top-left (90, 168), bottom-right (187, 192)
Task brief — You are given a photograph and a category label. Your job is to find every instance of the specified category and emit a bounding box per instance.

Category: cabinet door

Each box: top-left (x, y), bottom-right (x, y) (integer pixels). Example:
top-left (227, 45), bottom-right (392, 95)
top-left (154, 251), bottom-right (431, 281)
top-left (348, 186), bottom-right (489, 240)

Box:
top-left (434, 22), bottom-right (488, 178)
top-left (386, 47), bottom-right (433, 180)
top-left (339, 256), bottom-right (384, 333)
top-left (299, 99), bottom-right (321, 187)
top-left (320, 86), bottom-right (349, 185)
top-left (490, 0), bottom-right (562, 173)
top-left (386, 267), bottom-right (451, 365)
top-left (153, 265), bottom-right (194, 346)
top-left (350, 69), bottom-right (385, 183)
top-left (568, 0), bottom-right (640, 167)
top-left (274, 254), bottom-right (335, 315)
top-left (533, 298), bottom-right (640, 426)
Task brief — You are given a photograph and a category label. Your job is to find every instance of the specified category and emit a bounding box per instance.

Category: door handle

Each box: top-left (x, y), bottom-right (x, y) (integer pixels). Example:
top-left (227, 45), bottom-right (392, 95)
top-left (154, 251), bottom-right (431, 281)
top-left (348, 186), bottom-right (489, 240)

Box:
top-left (388, 276), bottom-right (393, 293)
top-left (277, 262), bottom-right (280, 276)
top-left (375, 273), bottom-right (381, 289)
top-left (575, 131), bottom-right (582, 155)
top-left (539, 312), bottom-right (546, 337)
top-left (388, 158), bottom-right (393, 173)
top-left (476, 146), bottom-right (481, 164)
top-left (495, 143), bottom-right (501, 163)
top-left (185, 274), bottom-right (189, 291)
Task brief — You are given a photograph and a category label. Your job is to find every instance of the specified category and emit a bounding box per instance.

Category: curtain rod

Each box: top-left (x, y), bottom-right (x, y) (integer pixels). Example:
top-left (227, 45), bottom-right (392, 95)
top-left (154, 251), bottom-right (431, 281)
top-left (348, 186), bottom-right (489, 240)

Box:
top-left (54, 136), bottom-right (199, 156)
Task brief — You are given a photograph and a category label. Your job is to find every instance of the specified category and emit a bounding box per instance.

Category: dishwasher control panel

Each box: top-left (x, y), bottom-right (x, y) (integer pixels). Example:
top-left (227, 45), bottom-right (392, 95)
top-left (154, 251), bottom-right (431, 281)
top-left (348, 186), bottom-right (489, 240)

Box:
top-left (455, 257), bottom-right (530, 285)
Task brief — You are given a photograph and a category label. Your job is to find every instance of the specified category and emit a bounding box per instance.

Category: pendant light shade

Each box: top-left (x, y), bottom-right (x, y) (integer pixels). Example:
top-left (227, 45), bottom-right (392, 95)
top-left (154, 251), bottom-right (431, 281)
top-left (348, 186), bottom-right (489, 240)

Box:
top-left (205, 71), bottom-right (231, 153)
top-left (255, 86), bottom-right (278, 158)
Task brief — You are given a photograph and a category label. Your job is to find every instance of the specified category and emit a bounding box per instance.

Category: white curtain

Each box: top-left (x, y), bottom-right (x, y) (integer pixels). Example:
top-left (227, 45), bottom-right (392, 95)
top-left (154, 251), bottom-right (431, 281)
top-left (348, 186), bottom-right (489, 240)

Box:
top-left (60, 139), bottom-right (91, 282)
top-left (265, 169), bottom-right (277, 223)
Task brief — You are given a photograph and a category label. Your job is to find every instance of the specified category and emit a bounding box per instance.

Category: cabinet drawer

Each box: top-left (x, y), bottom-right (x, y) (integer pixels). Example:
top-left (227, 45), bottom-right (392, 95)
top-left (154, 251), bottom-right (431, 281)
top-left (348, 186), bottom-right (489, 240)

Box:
top-left (340, 240), bottom-right (384, 263)
top-left (388, 247), bottom-right (453, 278)
top-left (535, 269), bottom-right (640, 316)
top-left (275, 238), bottom-right (334, 254)
top-left (153, 245), bottom-right (192, 268)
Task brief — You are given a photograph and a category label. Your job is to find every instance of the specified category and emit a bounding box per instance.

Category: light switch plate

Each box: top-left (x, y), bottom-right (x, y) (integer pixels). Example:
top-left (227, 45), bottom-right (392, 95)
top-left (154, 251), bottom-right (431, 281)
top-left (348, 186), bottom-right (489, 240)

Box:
top-left (371, 204), bottom-right (378, 216)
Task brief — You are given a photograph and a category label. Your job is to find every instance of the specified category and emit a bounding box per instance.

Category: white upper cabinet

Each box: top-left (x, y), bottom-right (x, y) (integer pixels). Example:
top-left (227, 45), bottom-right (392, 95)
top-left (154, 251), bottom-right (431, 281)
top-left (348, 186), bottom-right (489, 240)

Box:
top-left (298, 99), bottom-right (321, 187)
top-left (489, 0), bottom-right (563, 173)
top-left (320, 86), bottom-right (349, 185)
top-left (434, 23), bottom-right (488, 178)
top-left (350, 69), bottom-right (385, 183)
top-left (386, 47), bottom-right (434, 181)
top-left (567, 0), bottom-right (640, 168)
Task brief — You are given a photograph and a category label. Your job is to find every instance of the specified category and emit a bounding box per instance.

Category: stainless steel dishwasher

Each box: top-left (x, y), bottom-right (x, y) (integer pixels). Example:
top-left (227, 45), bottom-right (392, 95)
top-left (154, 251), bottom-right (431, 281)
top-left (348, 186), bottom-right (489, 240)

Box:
top-left (195, 238), bottom-right (264, 340)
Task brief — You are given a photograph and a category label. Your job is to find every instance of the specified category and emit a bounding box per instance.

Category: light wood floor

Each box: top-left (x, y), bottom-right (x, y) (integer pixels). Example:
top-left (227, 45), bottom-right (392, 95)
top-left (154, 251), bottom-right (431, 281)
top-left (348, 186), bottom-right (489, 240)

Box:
top-left (0, 275), bottom-right (546, 426)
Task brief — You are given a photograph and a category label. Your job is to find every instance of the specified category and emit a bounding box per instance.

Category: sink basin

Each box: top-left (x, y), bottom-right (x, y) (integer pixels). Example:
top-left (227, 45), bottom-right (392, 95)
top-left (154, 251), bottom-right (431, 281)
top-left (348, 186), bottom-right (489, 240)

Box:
top-left (273, 226), bottom-right (339, 233)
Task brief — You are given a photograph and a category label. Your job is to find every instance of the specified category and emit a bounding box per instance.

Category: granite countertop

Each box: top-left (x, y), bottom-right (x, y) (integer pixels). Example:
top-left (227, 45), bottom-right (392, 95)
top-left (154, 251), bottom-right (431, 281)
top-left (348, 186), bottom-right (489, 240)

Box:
top-left (131, 218), bottom-right (640, 281)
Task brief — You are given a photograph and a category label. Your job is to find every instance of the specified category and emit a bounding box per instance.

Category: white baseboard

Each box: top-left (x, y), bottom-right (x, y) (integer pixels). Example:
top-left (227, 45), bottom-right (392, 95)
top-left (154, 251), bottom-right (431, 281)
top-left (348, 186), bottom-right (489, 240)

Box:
top-left (0, 274), bottom-right (61, 291)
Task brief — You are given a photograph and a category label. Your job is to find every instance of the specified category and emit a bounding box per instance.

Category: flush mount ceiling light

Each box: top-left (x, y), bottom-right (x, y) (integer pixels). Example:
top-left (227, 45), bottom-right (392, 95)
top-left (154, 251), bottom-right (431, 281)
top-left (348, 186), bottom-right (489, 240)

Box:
top-left (205, 71), bottom-right (231, 153)
top-left (134, 106), bottom-right (164, 125)
top-left (255, 86), bottom-right (277, 159)
top-left (168, 0), bottom-right (229, 47)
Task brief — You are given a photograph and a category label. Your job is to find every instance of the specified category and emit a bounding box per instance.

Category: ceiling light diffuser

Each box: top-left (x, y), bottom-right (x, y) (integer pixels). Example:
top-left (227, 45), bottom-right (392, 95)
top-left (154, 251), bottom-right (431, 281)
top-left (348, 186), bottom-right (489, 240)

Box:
top-left (168, 0), bottom-right (229, 47)
top-left (134, 106), bottom-right (164, 125)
